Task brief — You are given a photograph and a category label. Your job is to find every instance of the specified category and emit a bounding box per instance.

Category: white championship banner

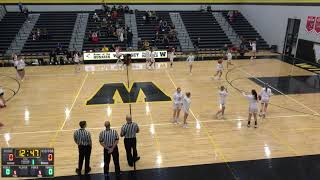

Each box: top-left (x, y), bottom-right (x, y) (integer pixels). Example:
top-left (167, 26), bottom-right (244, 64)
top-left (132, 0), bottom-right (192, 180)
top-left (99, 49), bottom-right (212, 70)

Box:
top-left (83, 50), bottom-right (168, 61)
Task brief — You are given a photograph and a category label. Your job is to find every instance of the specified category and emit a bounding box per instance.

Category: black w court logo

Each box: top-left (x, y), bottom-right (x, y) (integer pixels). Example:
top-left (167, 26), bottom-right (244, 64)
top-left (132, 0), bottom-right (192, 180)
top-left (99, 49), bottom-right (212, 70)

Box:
top-left (86, 82), bottom-right (171, 105)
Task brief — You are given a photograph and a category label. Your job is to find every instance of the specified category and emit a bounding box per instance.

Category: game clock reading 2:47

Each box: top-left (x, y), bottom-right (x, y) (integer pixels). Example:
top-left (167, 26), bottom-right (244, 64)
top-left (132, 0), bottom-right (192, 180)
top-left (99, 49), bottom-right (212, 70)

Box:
top-left (1, 148), bottom-right (54, 177)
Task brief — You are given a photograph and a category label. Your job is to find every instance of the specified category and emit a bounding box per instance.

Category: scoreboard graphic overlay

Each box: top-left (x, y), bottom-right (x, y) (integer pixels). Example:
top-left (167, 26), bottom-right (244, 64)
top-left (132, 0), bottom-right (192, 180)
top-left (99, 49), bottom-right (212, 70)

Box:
top-left (1, 148), bottom-right (54, 178)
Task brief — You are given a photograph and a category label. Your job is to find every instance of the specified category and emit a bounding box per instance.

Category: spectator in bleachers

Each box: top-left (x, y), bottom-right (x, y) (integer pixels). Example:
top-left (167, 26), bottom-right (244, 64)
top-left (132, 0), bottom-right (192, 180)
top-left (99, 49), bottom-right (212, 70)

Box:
top-left (91, 32), bottom-right (99, 43)
top-left (154, 32), bottom-right (160, 46)
top-left (101, 18), bottom-right (107, 28)
top-left (207, 5), bottom-right (212, 12)
top-left (109, 44), bottom-right (116, 52)
top-left (23, 7), bottom-right (30, 22)
top-left (88, 31), bottom-right (92, 41)
top-left (111, 10), bottom-right (118, 21)
top-left (163, 35), bottom-right (170, 47)
top-left (43, 28), bottom-right (48, 39)
top-left (144, 11), bottom-right (150, 24)
top-left (143, 40), bottom-right (150, 50)
top-left (49, 49), bottom-right (57, 65)
top-left (169, 28), bottom-right (177, 41)
top-left (56, 43), bottom-right (63, 54)
top-left (32, 31), bottom-right (37, 41)
top-left (111, 5), bottom-right (117, 12)
top-left (36, 28), bottom-right (41, 40)
top-left (118, 5), bottom-right (124, 13)
top-left (117, 27), bottom-right (124, 42)
top-left (227, 10), bottom-right (235, 22)
top-left (222, 44), bottom-right (229, 54)
top-left (127, 30), bottom-right (133, 48)
top-left (124, 6), bottom-right (130, 13)
top-left (193, 38), bottom-right (200, 51)
top-left (102, 45), bottom-right (109, 52)
top-left (93, 13), bottom-right (100, 22)
top-left (18, 1), bottom-right (23, 13)
top-left (95, 26), bottom-right (101, 36)
top-left (103, 3), bottom-right (110, 13)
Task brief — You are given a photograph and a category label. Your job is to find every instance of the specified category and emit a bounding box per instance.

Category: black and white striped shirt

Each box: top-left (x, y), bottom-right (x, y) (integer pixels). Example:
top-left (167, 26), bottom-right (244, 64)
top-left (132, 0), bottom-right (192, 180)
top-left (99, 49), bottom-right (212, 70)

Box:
top-left (121, 122), bottom-right (139, 138)
top-left (73, 128), bottom-right (92, 146)
top-left (99, 129), bottom-right (119, 147)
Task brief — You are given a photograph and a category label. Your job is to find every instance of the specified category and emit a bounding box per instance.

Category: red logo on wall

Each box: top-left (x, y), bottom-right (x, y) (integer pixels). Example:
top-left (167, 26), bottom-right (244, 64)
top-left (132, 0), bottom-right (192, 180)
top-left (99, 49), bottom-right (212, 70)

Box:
top-left (314, 17), bottom-right (320, 33)
top-left (306, 16), bottom-right (316, 32)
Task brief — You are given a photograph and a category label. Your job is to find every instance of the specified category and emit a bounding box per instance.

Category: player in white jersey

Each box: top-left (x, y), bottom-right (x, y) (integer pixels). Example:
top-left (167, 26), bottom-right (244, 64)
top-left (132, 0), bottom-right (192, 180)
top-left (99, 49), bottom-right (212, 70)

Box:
top-left (149, 49), bottom-right (156, 69)
top-left (169, 48), bottom-right (175, 68)
top-left (15, 56), bottom-right (26, 81)
top-left (115, 46), bottom-right (124, 68)
top-left (172, 87), bottom-right (183, 124)
top-left (213, 59), bottom-right (223, 80)
top-left (249, 40), bottom-right (257, 60)
top-left (182, 92), bottom-right (191, 128)
top-left (73, 52), bottom-right (81, 73)
top-left (259, 85), bottom-right (273, 118)
top-left (145, 48), bottom-right (151, 69)
top-left (243, 89), bottom-right (259, 128)
top-left (226, 50), bottom-right (233, 68)
top-left (0, 86), bottom-right (6, 108)
top-left (215, 86), bottom-right (228, 119)
top-left (186, 53), bottom-right (195, 74)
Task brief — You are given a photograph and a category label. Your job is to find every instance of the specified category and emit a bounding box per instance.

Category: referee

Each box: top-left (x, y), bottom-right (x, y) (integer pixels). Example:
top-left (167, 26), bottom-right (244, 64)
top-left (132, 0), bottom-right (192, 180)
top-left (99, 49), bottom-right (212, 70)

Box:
top-left (73, 121), bottom-right (92, 175)
top-left (120, 115), bottom-right (140, 167)
top-left (99, 121), bottom-right (121, 177)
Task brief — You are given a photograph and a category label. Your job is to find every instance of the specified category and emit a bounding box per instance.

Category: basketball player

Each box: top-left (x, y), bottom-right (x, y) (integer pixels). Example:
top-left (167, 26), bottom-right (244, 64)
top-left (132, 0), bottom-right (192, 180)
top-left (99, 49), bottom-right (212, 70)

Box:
top-left (214, 59), bottom-right (223, 80)
top-left (259, 85), bottom-right (273, 118)
top-left (243, 90), bottom-right (259, 128)
top-left (182, 92), bottom-right (191, 128)
top-left (215, 86), bottom-right (228, 119)
top-left (145, 48), bottom-right (151, 69)
top-left (11, 53), bottom-right (18, 66)
top-left (74, 52), bottom-right (81, 73)
top-left (249, 40), bottom-right (257, 60)
top-left (115, 46), bottom-right (124, 68)
top-left (149, 48), bottom-right (156, 69)
top-left (186, 53), bottom-right (195, 74)
top-left (172, 87), bottom-right (183, 124)
top-left (0, 86), bottom-right (6, 108)
top-left (169, 48), bottom-right (175, 68)
top-left (226, 50), bottom-right (233, 68)
top-left (15, 56), bottom-right (26, 81)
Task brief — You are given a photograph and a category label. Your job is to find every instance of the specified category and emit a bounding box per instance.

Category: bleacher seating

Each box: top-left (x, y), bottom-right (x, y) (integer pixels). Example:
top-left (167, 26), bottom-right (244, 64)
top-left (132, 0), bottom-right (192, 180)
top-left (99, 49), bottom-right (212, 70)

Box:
top-left (180, 11), bottom-right (231, 50)
top-left (0, 12), bottom-right (26, 55)
top-left (82, 10), bottom-right (126, 52)
top-left (21, 12), bottom-right (77, 54)
top-left (221, 11), bottom-right (269, 49)
top-left (135, 11), bottom-right (180, 50)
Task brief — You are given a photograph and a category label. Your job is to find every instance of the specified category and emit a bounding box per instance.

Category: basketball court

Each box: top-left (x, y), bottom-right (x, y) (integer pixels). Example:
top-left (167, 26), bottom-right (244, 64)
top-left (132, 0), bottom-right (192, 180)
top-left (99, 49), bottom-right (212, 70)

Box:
top-left (1, 56), bottom-right (320, 179)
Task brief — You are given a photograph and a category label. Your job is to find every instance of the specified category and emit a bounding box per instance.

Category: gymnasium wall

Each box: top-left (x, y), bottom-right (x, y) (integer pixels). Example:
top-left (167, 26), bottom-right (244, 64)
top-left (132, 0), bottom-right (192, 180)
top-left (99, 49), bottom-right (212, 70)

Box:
top-left (238, 5), bottom-right (320, 53)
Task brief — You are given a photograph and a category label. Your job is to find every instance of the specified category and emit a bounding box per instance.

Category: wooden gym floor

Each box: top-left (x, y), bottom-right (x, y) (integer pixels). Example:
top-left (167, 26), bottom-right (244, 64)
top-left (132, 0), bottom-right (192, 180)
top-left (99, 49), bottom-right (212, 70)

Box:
top-left (0, 58), bottom-right (320, 178)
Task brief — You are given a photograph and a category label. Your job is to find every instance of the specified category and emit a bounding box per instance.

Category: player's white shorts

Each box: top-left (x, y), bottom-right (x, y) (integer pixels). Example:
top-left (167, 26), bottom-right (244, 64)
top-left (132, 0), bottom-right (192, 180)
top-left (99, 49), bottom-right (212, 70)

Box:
top-left (173, 103), bottom-right (182, 110)
top-left (219, 99), bottom-right (226, 106)
top-left (216, 68), bottom-right (223, 72)
top-left (261, 98), bottom-right (269, 104)
top-left (183, 107), bottom-right (190, 114)
top-left (170, 58), bottom-right (174, 63)
top-left (249, 106), bottom-right (258, 113)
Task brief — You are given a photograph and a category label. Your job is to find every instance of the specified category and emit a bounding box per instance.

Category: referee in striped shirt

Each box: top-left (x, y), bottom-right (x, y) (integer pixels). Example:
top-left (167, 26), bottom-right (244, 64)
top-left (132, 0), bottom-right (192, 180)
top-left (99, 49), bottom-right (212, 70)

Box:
top-left (121, 115), bottom-right (140, 167)
top-left (99, 121), bottom-right (121, 177)
top-left (73, 121), bottom-right (92, 175)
